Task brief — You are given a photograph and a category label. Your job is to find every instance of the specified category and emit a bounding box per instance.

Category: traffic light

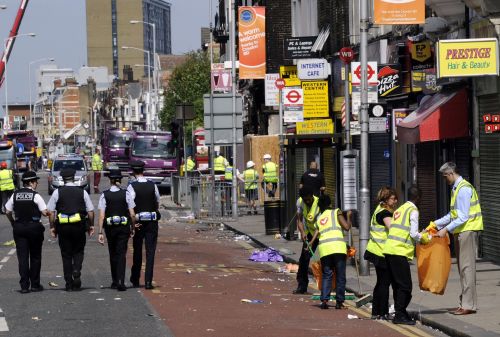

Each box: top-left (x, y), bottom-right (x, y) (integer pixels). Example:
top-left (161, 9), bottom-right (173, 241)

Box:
top-left (168, 122), bottom-right (180, 154)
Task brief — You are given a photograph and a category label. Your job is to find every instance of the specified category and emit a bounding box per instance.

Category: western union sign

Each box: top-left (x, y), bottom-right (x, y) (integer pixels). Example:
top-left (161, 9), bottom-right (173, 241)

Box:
top-left (279, 65), bottom-right (301, 86)
top-left (296, 118), bottom-right (334, 135)
top-left (436, 38), bottom-right (499, 78)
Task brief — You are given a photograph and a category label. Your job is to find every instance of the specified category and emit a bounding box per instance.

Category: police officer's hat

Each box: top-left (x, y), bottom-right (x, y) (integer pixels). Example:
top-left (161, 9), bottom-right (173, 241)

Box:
top-left (22, 171), bottom-right (40, 182)
top-left (108, 169), bottom-right (123, 179)
top-left (60, 168), bottom-right (76, 178)
top-left (129, 160), bottom-right (145, 170)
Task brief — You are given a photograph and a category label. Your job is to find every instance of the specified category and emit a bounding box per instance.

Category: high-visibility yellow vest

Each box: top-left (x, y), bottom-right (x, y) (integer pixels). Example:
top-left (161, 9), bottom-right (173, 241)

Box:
top-left (225, 166), bottom-right (233, 180)
top-left (0, 169), bottom-right (14, 191)
top-left (243, 169), bottom-right (258, 190)
top-left (450, 178), bottom-right (483, 234)
top-left (316, 209), bottom-right (347, 257)
top-left (263, 161), bottom-right (278, 183)
top-left (214, 156), bottom-right (226, 172)
top-left (382, 201), bottom-right (417, 260)
top-left (298, 195), bottom-right (320, 235)
top-left (366, 204), bottom-right (389, 257)
top-left (186, 158), bottom-right (195, 171)
top-left (92, 153), bottom-right (103, 171)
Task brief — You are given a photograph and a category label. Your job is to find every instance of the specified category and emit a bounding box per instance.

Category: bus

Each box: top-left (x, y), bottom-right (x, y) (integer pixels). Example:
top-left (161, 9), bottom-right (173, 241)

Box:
top-left (101, 121), bottom-right (145, 170)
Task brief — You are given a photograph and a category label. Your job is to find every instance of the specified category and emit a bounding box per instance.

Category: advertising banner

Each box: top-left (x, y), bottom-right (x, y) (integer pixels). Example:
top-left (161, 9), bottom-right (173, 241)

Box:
top-left (238, 6), bottom-right (266, 79)
top-left (211, 63), bottom-right (232, 93)
top-left (377, 64), bottom-right (403, 97)
top-left (374, 0), bottom-right (424, 25)
top-left (302, 81), bottom-right (329, 118)
top-left (296, 119), bottom-right (334, 135)
top-left (436, 38), bottom-right (499, 78)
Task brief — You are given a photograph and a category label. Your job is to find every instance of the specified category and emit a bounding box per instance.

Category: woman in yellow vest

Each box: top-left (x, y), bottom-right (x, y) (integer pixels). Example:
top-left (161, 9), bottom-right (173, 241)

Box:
top-left (310, 195), bottom-right (352, 309)
top-left (382, 186), bottom-right (428, 325)
top-left (364, 187), bottom-right (398, 320)
top-left (0, 161), bottom-right (15, 214)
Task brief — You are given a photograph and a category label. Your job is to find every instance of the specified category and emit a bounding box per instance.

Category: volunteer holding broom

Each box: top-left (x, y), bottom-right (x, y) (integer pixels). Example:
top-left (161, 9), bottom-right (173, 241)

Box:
top-left (364, 187), bottom-right (398, 320)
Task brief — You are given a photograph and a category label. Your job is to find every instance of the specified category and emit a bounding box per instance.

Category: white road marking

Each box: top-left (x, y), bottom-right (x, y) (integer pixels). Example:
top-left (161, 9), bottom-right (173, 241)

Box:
top-left (0, 317), bottom-right (9, 332)
top-left (7, 249), bottom-right (15, 255)
top-left (0, 257), bottom-right (9, 263)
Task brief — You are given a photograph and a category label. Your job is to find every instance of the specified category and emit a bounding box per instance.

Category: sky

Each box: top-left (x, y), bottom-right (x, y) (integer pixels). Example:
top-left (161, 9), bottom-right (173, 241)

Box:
top-left (0, 0), bottom-right (215, 109)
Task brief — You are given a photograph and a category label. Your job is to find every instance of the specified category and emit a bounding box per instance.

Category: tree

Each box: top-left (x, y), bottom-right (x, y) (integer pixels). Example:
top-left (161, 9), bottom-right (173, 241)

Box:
top-left (160, 51), bottom-right (210, 141)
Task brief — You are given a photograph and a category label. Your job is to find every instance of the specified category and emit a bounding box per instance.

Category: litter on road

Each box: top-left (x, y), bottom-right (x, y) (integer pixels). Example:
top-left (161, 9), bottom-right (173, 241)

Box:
top-left (241, 299), bottom-right (264, 304)
top-left (249, 248), bottom-right (283, 262)
top-left (48, 282), bottom-right (58, 287)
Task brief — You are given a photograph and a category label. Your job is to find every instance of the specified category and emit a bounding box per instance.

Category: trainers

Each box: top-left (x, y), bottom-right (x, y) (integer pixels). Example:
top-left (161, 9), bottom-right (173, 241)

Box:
top-left (117, 284), bottom-right (127, 291)
top-left (320, 301), bottom-right (329, 309)
top-left (31, 285), bottom-right (44, 292)
top-left (393, 316), bottom-right (416, 325)
top-left (72, 271), bottom-right (81, 289)
top-left (20, 288), bottom-right (30, 294)
top-left (335, 302), bottom-right (347, 310)
top-left (253, 210), bottom-right (258, 215)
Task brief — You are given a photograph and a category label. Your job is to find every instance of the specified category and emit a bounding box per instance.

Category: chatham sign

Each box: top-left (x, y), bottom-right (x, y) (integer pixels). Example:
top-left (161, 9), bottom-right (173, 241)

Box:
top-left (297, 58), bottom-right (330, 80)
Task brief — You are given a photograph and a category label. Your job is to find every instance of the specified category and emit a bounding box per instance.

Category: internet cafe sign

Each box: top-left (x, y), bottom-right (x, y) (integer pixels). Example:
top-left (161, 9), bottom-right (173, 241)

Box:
top-left (436, 38), bottom-right (499, 78)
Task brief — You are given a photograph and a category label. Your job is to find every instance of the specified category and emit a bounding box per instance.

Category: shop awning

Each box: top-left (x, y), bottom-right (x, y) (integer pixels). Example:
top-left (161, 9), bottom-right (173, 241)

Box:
top-left (397, 88), bottom-right (469, 144)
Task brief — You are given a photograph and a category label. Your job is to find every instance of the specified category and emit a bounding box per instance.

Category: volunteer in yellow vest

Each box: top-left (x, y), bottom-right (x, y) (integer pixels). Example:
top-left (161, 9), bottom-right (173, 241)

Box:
top-left (261, 154), bottom-right (278, 198)
top-left (223, 159), bottom-right (240, 216)
top-left (0, 161), bottom-right (15, 214)
top-left (364, 186), bottom-right (398, 320)
top-left (92, 148), bottom-right (103, 193)
top-left (383, 186), bottom-right (428, 326)
top-left (432, 162), bottom-right (483, 316)
top-left (310, 195), bottom-right (352, 309)
top-left (293, 186), bottom-right (320, 294)
top-left (186, 156), bottom-right (196, 172)
top-left (213, 151), bottom-right (228, 174)
top-left (243, 161), bottom-right (259, 215)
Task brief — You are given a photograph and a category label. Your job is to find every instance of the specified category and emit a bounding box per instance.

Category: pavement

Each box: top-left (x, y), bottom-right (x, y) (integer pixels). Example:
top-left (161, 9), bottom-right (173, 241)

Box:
top-left (213, 211), bottom-right (500, 337)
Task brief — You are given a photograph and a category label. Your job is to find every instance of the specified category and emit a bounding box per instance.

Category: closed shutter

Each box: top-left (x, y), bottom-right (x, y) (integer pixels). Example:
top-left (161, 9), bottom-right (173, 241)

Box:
top-left (295, 148), bottom-right (306, 189)
top-left (322, 147), bottom-right (336, 200)
top-left (454, 138), bottom-right (471, 181)
top-left (479, 94), bottom-right (500, 262)
top-left (416, 142), bottom-right (437, 231)
top-left (369, 133), bottom-right (391, 212)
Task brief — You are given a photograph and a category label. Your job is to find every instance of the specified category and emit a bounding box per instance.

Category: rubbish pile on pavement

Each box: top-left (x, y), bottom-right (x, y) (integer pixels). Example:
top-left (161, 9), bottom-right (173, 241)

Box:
top-left (249, 248), bottom-right (283, 262)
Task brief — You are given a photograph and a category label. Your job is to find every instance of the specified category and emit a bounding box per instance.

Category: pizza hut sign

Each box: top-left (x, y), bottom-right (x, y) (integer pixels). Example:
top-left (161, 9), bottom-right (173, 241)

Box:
top-left (377, 64), bottom-right (403, 97)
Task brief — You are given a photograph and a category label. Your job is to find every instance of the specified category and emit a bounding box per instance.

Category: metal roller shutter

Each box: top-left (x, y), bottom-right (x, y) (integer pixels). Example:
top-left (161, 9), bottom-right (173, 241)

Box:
top-left (416, 142), bottom-right (437, 231)
top-left (369, 133), bottom-right (392, 212)
top-left (479, 94), bottom-right (500, 262)
top-left (454, 138), bottom-right (471, 181)
top-left (322, 147), bottom-right (336, 201)
top-left (295, 148), bottom-right (306, 190)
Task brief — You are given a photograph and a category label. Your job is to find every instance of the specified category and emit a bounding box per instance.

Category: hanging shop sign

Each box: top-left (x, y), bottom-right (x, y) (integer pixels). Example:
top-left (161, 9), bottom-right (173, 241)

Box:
top-left (410, 40), bottom-right (433, 71)
top-left (279, 65), bottom-right (301, 86)
top-left (377, 64), bottom-right (402, 97)
top-left (283, 88), bottom-right (304, 123)
top-left (302, 81), bottom-right (329, 118)
top-left (265, 73), bottom-right (280, 106)
top-left (238, 6), bottom-right (266, 79)
top-left (296, 118), bottom-right (334, 135)
top-left (284, 36), bottom-right (316, 59)
top-left (297, 58), bottom-right (330, 80)
top-left (211, 63), bottom-right (232, 92)
top-left (374, 0), bottom-right (425, 25)
top-left (436, 38), bottom-right (499, 78)
top-left (392, 108), bottom-right (410, 140)
top-left (369, 103), bottom-right (388, 133)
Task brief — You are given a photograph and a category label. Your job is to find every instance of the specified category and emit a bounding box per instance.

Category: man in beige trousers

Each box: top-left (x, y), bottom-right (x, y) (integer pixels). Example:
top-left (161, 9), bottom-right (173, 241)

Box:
top-left (432, 162), bottom-right (483, 315)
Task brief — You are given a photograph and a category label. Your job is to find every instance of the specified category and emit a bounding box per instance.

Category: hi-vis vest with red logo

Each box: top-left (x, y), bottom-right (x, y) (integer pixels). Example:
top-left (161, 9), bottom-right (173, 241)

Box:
top-left (366, 204), bottom-right (389, 257)
top-left (315, 208), bottom-right (347, 258)
top-left (298, 196), bottom-right (319, 235)
top-left (382, 201), bottom-right (417, 260)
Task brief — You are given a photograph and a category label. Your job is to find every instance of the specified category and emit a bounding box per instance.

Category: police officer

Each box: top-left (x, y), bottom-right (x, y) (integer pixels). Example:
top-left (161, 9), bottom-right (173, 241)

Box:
top-left (97, 170), bottom-right (136, 291)
top-left (47, 168), bottom-right (95, 291)
top-left (5, 171), bottom-right (49, 293)
top-left (128, 160), bottom-right (161, 289)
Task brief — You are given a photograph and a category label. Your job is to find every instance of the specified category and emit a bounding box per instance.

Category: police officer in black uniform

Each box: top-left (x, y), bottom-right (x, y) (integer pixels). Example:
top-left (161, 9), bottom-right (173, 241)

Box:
top-left (5, 171), bottom-right (49, 293)
top-left (97, 170), bottom-right (136, 291)
top-left (47, 168), bottom-right (95, 291)
top-left (127, 160), bottom-right (161, 289)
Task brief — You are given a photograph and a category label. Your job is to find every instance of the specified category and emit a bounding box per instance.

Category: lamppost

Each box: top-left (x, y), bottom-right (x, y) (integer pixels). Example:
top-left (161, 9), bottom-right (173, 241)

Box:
top-left (29, 57), bottom-right (54, 131)
top-left (0, 5), bottom-right (7, 9)
top-left (133, 63), bottom-right (158, 130)
top-left (130, 20), bottom-right (157, 92)
top-left (3, 33), bottom-right (36, 129)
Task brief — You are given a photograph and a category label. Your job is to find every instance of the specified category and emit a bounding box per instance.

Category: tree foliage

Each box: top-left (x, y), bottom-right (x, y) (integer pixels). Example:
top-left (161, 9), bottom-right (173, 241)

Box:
top-left (160, 51), bottom-right (210, 137)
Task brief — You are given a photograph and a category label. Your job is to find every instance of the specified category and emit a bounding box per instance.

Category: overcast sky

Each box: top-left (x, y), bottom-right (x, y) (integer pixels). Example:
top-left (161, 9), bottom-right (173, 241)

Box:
top-left (0, 0), bottom-right (215, 108)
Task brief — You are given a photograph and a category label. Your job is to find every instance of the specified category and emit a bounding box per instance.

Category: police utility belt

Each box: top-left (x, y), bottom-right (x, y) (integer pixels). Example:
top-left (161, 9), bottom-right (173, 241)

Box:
top-left (135, 212), bottom-right (157, 221)
top-left (57, 213), bottom-right (82, 224)
top-left (106, 216), bottom-right (128, 226)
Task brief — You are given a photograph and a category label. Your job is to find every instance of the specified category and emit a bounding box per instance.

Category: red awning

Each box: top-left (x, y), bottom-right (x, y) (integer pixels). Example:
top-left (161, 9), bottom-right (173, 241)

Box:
top-left (397, 88), bottom-right (469, 144)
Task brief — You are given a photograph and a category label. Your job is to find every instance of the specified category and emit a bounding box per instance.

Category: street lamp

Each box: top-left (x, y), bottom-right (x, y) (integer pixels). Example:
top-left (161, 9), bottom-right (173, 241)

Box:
top-left (122, 46), bottom-right (151, 94)
top-left (29, 57), bottom-right (55, 131)
top-left (0, 5), bottom-right (7, 9)
top-left (130, 20), bottom-right (157, 92)
top-left (3, 32), bottom-right (36, 129)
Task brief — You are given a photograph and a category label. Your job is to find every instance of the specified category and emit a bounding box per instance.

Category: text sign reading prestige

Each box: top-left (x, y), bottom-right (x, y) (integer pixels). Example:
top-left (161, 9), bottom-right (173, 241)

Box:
top-left (436, 38), bottom-right (499, 78)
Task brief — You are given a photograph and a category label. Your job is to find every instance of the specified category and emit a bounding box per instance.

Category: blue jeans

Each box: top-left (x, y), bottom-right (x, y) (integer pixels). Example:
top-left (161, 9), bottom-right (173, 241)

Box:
top-left (320, 253), bottom-right (347, 302)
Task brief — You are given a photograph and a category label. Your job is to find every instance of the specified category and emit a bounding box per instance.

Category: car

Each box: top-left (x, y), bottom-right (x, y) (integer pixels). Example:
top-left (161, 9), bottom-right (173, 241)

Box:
top-left (48, 155), bottom-right (91, 195)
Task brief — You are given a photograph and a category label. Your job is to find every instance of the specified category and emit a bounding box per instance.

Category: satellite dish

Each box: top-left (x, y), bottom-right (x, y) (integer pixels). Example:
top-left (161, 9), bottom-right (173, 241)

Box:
top-left (424, 16), bottom-right (449, 35)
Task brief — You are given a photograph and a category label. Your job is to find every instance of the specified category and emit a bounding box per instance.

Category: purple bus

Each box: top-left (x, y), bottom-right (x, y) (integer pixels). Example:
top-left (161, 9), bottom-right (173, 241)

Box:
top-left (130, 131), bottom-right (177, 188)
top-left (102, 128), bottom-right (135, 170)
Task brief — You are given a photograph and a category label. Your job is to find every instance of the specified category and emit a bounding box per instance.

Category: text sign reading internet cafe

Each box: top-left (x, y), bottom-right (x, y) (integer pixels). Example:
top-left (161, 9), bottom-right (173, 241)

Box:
top-left (436, 38), bottom-right (499, 78)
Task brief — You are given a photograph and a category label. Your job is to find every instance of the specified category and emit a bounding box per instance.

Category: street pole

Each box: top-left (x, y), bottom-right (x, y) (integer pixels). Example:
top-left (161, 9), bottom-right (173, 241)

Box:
top-left (278, 88), bottom-right (284, 202)
top-left (344, 63), bottom-right (351, 150)
top-left (230, 0), bottom-right (238, 219)
top-left (182, 111), bottom-right (188, 204)
top-left (209, 0), bottom-right (216, 218)
top-left (359, 0), bottom-right (370, 276)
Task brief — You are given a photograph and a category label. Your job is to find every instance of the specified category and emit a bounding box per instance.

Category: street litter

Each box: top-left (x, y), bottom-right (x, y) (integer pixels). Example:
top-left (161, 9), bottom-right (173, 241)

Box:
top-left (278, 248), bottom-right (293, 255)
top-left (186, 269), bottom-right (192, 274)
top-left (48, 282), bottom-right (58, 287)
top-left (253, 278), bottom-right (273, 282)
top-left (31, 317), bottom-right (40, 321)
top-left (234, 235), bottom-right (251, 241)
top-left (279, 263), bottom-right (298, 273)
top-left (249, 248), bottom-right (283, 262)
top-left (347, 314), bottom-right (359, 319)
top-left (89, 291), bottom-right (101, 294)
top-left (2, 240), bottom-right (15, 246)
top-left (114, 298), bottom-right (122, 301)
top-left (96, 298), bottom-right (105, 301)
top-left (241, 299), bottom-right (264, 304)
top-left (173, 287), bottom-right (182, 290)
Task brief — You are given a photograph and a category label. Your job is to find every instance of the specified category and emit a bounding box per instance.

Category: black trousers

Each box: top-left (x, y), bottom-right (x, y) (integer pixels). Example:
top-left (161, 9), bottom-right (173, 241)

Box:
top-left (131, 221), bottom-right (158, 284)
top-left (12, 222), bottom-right (44, 290)
top-left (372, 261), bottom-right (391, 316)
top-left (1, 190), bottom-right (13, 213)
top-left (385, 254), bottom-right (412, 319)
top-left (105, 225), bottom-right (130, 286)
top-left (296, 233), bottom-right (318, 291)
top-left (57, 222), bottom-right (86, 286)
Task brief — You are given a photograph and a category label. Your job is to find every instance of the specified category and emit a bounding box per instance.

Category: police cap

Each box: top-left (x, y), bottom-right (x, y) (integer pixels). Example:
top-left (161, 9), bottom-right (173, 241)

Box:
top-left (129, 160), bottom-right (145, 170)
top-left (22, 171), bottom-right (40, 182)
top-left (60, 168), bottom-right (76, 178)
top-left (108, 169), bottom-right (123, 179)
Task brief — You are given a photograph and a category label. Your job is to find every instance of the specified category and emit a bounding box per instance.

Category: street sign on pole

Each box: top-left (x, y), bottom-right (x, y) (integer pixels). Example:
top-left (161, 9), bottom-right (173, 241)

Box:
top-left (339, 47), bottom-right (355, 63)
top-left (275, 78), bottom-right (285, 90)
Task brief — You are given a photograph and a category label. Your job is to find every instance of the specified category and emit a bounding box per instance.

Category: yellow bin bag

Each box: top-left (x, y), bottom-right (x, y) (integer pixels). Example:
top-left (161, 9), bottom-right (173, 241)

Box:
top-left (416, 234), bottom-right (451, 295)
